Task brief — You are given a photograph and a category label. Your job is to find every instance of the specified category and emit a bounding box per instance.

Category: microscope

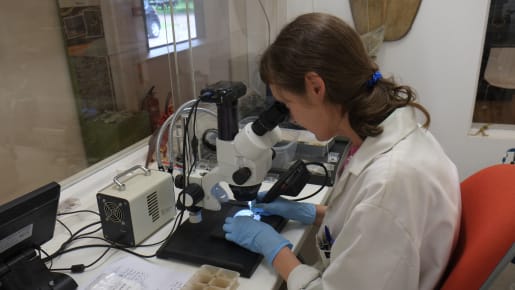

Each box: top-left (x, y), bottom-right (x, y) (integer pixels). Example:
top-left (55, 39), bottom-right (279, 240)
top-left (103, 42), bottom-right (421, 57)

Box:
top-left (175, 81), bottom-right (289, 223)
top-left (156, 81), bottom-right (313, 277)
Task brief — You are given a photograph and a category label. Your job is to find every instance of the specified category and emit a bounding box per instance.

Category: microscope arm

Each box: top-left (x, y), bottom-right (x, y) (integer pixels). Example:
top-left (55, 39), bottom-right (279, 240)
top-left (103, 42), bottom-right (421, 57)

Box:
top-left (174, 81), bottom-right (289, 222)
top-left (198, 125), bottom-right (282, 211)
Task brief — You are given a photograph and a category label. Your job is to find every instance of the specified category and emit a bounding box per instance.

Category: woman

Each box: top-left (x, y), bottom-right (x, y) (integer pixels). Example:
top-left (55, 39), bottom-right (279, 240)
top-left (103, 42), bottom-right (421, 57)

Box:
top-left (223, 12), bottom-right (461, 289)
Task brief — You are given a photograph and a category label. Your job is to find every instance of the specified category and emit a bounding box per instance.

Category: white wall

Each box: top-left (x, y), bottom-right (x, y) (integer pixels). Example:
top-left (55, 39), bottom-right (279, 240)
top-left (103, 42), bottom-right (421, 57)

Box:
top-left (376, 0), bottom-right (506, 180)
top-left (281, 0), bottom-right (514, 180)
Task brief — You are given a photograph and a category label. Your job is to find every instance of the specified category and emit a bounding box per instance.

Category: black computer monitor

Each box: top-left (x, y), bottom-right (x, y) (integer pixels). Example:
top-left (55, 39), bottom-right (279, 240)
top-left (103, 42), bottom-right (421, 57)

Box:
top-left (0, 182), bottom-right (77, 289)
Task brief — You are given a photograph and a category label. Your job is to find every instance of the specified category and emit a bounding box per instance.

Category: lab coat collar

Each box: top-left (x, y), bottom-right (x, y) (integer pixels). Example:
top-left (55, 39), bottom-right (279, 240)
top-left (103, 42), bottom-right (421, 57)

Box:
top-left (347, 106), bottom-right (419, 176)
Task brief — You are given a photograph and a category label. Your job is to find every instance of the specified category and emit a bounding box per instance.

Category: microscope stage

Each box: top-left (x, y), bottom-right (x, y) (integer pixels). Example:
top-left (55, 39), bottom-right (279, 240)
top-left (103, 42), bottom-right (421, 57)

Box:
top-left (156, 200), bottom-right (287, 278)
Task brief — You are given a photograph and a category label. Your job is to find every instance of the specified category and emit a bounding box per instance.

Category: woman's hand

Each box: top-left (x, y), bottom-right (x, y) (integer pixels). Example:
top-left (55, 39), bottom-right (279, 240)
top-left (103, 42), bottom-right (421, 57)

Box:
top-left (253, 192), bottom-right (317, 225)
top-left (223, 216), bottom-right (292, 265)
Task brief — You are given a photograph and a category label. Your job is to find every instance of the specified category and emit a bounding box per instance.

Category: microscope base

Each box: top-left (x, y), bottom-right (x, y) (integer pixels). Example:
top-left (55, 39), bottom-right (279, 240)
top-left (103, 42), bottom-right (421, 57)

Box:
top-left (156, 200), bottom-right (287, 278)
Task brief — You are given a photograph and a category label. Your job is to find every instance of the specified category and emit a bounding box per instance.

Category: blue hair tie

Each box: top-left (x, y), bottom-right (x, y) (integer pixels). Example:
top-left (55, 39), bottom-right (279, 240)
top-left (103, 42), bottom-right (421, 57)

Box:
top-left (366, 71), bottom-right (382, 89)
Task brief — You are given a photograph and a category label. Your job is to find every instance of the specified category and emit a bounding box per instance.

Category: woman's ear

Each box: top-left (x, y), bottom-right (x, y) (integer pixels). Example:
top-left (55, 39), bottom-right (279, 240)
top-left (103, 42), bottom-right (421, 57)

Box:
top-left (305, 72), bottom-right (326, 104)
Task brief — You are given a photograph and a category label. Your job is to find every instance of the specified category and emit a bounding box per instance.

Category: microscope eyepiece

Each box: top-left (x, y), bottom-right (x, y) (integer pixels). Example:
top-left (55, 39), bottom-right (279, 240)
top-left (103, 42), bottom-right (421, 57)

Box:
top-left (251, 101), bottom-right (289, 136)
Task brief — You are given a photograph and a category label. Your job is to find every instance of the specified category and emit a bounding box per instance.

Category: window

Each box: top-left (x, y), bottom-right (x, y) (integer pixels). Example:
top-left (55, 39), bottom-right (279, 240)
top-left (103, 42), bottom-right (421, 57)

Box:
top-left (0, 0), bottom-right (271, 202)
top-left (144, 0), bottom-right (199, 50)
top-left (474, 0), bottom-right (515, 125)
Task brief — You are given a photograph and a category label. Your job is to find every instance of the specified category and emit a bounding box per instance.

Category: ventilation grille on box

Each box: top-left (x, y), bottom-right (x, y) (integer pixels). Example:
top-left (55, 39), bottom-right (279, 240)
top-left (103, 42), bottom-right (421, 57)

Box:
top-left (103, 201), bottom-right (124, 224)
top-left (146, 191), bottom-right (160, 222)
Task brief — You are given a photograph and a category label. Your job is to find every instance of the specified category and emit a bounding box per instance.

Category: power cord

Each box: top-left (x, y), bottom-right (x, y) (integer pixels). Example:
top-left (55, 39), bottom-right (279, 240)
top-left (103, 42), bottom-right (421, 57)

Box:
top-left (44, 109), bottom-right (208, 275)
top-left (167, 99), bottom-right (200, 241)
top-left (44, 222), bottom-right (166, 273)
top-left (43, 220), bottom-right (102, 263)
top-left (44, 209), bottom-right (170, 274)
top-left (57, 209), bottom-right (100, 216)
top-left (50, 248), bottom-right (111, 273)
top-left (292, 161), bottom-right (329, 202)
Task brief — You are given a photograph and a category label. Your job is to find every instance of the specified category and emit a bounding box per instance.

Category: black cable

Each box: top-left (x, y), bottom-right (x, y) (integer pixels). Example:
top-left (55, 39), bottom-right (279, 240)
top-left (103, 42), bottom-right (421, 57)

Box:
top-left (43, 219), bottom-right (73, 269)
top-left (80, 247), bottom-right (111, 267)
top-left (43, 221), bottom-right (102, 263)
top-left (56, 219), bottom-right (73, 237)
top-left (49, 100), bottom-right (202, 272)
top-left (184, 99), bottom-right (200, 184)
top-left (164, 191), bottom-right (187, 244)
top-left (47, 227), bottom-right (163, 272)
top-left (46, 219), bottom-right (104, 271)
top-left (181, 116), bottom-right (188, 185)
top-left (57, 209), bottom-right (100, 216)
top-left (74, 226), bottom-right (102, 238)
top-left (65, 235), bottom-right (111, 244)
top-left (52, 244), bottom-right (157, 259)
top-left (192, 100), bottom-right (199, 160)
top-left (45, 221), bottom-right (102, 266)
top-left (292, 162), bottom-right (329, 202)
top-left (57, 219), bottom-right (102, 241)
top-left (56, 210), bottom-right (102, 241)
top-left (47, 200), bottom-right (182, 274)
top-left (81, 247), bottom-right (111, 268)
top-left (69, 221), bottom-right (102, 239)
top-left (175, 97), bottom-right (199, 247)
top-left (155, 167), bottom-right (187, 247)
top-left (181, 101), bottom-right (197, 186)
top-left (184, 115), bottom-right (193, 183)
top-left (176, 100), bottom-right (200, 244)
top-left (56, 234), bottom-right (165, 255)
top-left (49, 241), bottom-right (155, 273)
top-left (38, 246), bottom-right (53, 269)
top-left (50, 247), bottom-right (111, 273)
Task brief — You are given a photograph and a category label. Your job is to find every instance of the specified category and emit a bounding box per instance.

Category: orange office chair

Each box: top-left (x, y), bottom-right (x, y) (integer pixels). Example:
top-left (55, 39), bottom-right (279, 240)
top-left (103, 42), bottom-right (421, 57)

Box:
top-left (440, 164), bottom-right (515, 289)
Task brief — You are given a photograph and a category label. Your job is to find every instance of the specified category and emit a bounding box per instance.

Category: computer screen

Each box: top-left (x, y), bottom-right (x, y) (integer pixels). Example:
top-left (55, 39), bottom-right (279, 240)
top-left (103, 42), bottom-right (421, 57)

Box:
top-left (0, 181), bottom-right (78, 290)
top-left (0, 181), bottom-right (60, 264)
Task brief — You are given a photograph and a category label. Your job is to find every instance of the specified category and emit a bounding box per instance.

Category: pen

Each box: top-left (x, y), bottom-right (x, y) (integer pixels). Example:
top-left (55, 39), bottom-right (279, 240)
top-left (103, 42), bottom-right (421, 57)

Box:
top-left (324, 225), bottom-right (334, 246)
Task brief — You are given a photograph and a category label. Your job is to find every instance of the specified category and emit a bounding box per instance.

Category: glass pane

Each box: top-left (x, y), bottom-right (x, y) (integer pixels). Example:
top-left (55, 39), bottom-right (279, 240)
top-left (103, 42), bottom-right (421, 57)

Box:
top-left (0, 0), bottom-right (269, 202)
top-left (56, 0), bottom-right (158, 166)
top-left (0, 0), bottom-right (178, 200)
top-left (474, 0), bottom-right (515, 125)
top-left (146, 0), bottom-right (198, 49)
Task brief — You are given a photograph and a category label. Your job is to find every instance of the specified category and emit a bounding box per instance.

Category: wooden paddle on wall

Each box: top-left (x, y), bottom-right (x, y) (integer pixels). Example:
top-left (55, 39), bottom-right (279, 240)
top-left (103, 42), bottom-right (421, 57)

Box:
top-left (350, 0), bottom-right (422, 41)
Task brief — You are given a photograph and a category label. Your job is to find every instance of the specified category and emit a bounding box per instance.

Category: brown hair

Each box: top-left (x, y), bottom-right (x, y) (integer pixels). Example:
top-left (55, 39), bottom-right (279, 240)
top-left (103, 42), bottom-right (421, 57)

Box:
top-left (260, 12), bottom-right (430, 138)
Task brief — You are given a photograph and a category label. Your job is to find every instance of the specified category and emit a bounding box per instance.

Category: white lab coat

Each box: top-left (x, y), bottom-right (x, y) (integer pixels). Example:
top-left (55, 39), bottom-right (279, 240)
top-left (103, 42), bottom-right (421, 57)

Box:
top-left (287, 106), bottom-right (461, 290)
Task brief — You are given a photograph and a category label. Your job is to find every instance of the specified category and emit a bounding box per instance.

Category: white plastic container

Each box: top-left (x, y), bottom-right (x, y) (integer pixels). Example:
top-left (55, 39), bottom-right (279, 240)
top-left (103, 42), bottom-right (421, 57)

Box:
top-left (272, 140), bottom-right (298, 169)
top-left (181, 265), bottom-right (240, 290)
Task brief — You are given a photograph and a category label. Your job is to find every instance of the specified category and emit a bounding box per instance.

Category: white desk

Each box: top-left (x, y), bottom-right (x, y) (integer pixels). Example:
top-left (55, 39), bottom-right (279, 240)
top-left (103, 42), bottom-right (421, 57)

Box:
top-left (43, 149), bottom-right (330, 290)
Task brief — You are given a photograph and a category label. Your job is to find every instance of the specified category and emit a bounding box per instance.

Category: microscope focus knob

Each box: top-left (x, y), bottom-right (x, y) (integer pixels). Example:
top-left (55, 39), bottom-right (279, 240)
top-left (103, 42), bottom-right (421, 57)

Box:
top-left (232, 167), bottom-right (252, 185)
top-left (174, 174), bottom-right (185, 189)
top-left (181, 183), bottom-right (204, 207)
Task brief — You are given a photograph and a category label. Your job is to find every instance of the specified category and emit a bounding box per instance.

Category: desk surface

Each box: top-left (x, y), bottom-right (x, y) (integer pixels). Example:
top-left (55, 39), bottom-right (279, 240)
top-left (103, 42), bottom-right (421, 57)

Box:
top-left (43, 167), bottom-right (329, 290)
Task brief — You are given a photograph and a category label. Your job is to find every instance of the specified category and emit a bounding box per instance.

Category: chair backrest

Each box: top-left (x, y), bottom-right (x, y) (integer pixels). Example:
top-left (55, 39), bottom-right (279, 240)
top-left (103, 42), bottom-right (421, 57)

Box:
top-left (440, 164), bottom-right (515, 290)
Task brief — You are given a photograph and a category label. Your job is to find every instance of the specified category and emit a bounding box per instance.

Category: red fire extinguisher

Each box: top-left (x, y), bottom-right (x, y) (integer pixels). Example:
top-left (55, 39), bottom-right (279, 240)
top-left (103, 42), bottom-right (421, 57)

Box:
top-left (141, 86), bottom-right (161, 132)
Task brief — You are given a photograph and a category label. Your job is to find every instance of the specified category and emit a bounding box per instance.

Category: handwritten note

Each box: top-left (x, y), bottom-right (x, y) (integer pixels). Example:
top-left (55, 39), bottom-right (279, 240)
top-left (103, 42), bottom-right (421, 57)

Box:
top-left (81, 255), bottom-right (191, 290)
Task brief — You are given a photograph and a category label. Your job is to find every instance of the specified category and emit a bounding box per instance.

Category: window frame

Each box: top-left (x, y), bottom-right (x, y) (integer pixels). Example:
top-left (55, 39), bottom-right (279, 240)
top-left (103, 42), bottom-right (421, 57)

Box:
top-left (143, 0), bottom-right (205, 54)
top-left (473, 0), bottom-right (515, 126)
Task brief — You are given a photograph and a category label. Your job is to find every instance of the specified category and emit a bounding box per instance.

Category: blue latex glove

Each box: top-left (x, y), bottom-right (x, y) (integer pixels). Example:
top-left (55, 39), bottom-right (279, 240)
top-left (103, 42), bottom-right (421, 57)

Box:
top-left (252, 192), bottom-right (316, 225)
top-left (223, 216), bottom-right (292, 265)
